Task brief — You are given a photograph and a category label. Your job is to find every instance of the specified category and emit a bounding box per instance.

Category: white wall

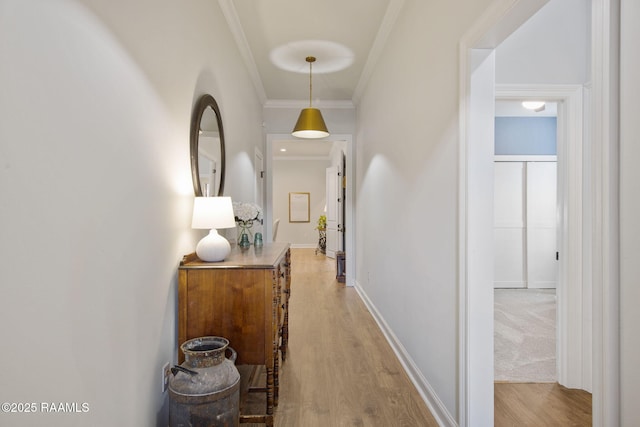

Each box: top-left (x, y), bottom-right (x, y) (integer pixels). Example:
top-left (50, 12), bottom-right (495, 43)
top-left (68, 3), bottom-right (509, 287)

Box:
top-left (495, 0), bottom-right (591, 84)
top-left (620, 0), bottom-right (640, 423)
top-left (355, 0), bottom-right (495, 422)
top-left (0, 0), bottom-right (262, 425)
top-left (273, 159), bottom-right (329, 246)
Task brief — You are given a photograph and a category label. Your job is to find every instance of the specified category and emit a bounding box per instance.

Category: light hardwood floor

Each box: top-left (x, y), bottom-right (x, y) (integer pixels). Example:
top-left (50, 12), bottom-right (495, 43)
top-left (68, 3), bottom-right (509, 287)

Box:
top-left (249, 248), bottom-right (439, 427)
top-left (244, 248), bottom-right (592, 426)
top-left (495, 382), bottom-right (592, 426)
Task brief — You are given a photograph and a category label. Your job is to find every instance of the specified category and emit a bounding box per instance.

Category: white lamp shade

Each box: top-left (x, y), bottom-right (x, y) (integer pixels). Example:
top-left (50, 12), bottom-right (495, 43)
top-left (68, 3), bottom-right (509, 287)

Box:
top-left (191, 197), bottom-right (236, 229)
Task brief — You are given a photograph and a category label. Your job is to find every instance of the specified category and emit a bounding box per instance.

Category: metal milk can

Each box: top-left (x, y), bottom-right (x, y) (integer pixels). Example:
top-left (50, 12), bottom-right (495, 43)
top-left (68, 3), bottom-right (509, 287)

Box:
top-left (169, 336), bottom-right (240, 427)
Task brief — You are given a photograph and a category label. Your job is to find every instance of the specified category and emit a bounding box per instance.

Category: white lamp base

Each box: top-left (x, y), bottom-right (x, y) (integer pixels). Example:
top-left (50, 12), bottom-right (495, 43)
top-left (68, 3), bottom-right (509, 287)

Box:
top-left (195, 229), bottom-right (231, 262)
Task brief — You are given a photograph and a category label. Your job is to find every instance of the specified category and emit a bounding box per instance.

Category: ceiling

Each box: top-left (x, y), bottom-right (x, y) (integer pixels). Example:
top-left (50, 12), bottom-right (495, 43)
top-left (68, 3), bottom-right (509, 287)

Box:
top-left (495, 100), bottom-right (558, 117)
top-left (219, 0), bottom-right (400, 105)
top-left (219, 1), bottom-right (557, 159)
top-left (219, 0), bottom-right (399, 159)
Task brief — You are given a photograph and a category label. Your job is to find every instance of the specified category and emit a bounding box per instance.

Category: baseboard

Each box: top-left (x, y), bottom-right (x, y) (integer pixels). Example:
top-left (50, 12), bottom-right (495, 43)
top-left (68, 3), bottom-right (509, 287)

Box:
top-left (290, 243), bottom-right (317, 249)
top-left (354, 280), bottom-right (457, 427)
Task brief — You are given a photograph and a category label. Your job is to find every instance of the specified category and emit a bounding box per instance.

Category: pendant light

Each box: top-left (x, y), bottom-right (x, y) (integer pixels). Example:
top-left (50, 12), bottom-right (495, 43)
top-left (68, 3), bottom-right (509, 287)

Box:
top-left (292, 56), bottom-right (330, 139)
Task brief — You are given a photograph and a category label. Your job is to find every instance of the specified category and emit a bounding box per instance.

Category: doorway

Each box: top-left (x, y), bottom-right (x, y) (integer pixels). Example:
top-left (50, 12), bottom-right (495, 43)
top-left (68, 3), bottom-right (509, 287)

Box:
top-left (495, 85), bottom-right (586, 391)
top-left (493, 102), bottom-right (560, 383)
top-left (458, 0), bottom-right (615, 424)
top-left (265, 133), bottom-right (355, 287)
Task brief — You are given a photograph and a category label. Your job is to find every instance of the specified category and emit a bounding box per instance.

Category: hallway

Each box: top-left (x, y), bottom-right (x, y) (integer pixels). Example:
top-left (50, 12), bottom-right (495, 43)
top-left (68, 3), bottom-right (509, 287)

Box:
top-left (241, 248), bottom-right (593, 426)
top-left (263, 248), bottom-right (438, 426)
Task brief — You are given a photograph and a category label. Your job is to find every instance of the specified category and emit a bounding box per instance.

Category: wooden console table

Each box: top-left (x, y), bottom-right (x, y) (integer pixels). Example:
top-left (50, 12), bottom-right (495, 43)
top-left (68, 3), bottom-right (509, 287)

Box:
top-left (178, 243), bottom-right (291, 426)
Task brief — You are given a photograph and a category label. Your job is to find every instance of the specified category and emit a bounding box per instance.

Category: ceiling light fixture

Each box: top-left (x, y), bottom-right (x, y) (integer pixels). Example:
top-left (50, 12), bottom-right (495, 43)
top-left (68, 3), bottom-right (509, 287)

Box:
top-left (522, 101), bottom-right (546, 112)
top-left (292, 56), bottom-right (329, 139)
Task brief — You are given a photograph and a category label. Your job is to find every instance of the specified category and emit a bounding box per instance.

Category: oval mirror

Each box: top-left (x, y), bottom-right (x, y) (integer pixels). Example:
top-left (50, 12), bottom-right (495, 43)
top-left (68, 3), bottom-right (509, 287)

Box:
top-left (190, 94), bottom-right (225, 197)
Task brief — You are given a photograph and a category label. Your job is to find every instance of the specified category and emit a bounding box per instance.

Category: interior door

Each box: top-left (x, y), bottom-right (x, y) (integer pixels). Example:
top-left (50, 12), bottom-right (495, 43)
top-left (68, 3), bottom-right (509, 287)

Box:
top-left (526, 162), bottom-right (557, 288)
top-left (338, 153), bottom-right (345, 252)
top-left (325, 166), bottom-right (339, 258)
top-left (254, 149), bottom-right (264, 208)
top-left (493, 160), bottom-right (557, 288)
top-left (198, 154), bottom-right (218, 197)
top-left (494, 162), bottom-right (526, 288)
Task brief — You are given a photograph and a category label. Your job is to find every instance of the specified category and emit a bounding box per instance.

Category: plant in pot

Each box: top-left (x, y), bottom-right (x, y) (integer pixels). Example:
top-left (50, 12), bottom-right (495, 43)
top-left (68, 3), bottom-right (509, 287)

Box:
top-left (316, 215), bottom-right (327, 254)
top-left (316, 214), bottom-right (327, 231)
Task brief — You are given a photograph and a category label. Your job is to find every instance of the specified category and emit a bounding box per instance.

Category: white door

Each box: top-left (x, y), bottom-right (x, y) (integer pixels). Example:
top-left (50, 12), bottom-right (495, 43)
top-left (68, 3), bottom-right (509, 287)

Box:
top-left (338, 153), bottom-right (345, 252)
top-left (493, 161), bottom-right (557, 288)
top-left (254, 149), bottom-right (264, 208)
top-left (325, 166), bottom-right (339, 258)
top-left (526, 162), bottom-right (557, 288)
top-left (494, 162), bottom-right (526, 288)
top-left (198, 154), bottom-right (218, 197)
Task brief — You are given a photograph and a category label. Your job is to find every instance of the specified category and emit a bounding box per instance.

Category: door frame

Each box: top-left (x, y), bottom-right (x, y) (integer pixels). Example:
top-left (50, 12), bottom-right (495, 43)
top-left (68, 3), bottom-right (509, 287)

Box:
top-left (325, 165), bottom-right (339, 258)
top-left (265, 133), bottom-right (355, 287)
top-left (459, 0), bottom-right (619, 425)
top-left (254, 147), bottom-right (264, 207)
top-left (496, 84), bottom-right (586, 390)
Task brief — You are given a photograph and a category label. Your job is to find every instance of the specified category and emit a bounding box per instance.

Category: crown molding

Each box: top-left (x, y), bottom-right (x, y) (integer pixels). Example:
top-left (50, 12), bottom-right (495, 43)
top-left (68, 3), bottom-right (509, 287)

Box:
top-left (352, 0), bottom-right (405, 105)
top-left (264, 99), bottom-right (355, 109)
top-left (273, 156), bottom-right (332, 161)
top-left (220, 0), bottom-right (403, 107)
top-left (218, 0), bottom-right (267, 104)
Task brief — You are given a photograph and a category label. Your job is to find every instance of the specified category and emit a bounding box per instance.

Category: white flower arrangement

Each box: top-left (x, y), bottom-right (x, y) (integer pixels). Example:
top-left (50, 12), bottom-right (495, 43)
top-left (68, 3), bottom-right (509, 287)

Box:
top-left (232, 202), bottom-right (264, 244)
top-left (232, 201), bottom-right (263, 224)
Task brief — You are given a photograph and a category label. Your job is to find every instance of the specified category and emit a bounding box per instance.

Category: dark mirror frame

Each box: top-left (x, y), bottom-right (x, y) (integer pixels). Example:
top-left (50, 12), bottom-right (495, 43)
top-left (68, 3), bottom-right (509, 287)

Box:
top-left (190, 94), bottom-right (226, 197)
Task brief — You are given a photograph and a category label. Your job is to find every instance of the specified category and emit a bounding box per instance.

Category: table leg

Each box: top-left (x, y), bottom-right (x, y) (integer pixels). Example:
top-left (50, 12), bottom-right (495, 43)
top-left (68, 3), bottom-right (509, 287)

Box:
top-left (266, 366), bottom-right (274, 416)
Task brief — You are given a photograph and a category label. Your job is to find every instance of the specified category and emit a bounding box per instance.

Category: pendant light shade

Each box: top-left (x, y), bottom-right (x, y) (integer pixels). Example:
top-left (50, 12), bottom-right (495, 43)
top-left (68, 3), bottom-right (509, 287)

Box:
top-left (292, 56), bottom-right (330, 139)
top-left (292, 108), bottom-right (329, 139)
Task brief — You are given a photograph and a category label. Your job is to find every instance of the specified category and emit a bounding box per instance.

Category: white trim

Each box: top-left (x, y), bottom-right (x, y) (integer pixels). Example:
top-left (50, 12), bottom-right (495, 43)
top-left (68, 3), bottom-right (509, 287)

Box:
top-left (289, 243), bottom-right (317, 249)
top-left (264, 99), bottom-right (355, 109)
top-left (590, 0), bottom-right (620, 425)
top-left (254, 147), bottom-right (264, 207)
top-left (494, 155), bottom-right (557, 162)
top-left (354, 281), bottom-right (457, 427)
top-left (218, 0), bottom-right (267, 104)
top-left (273, 156), bottom-right (331, 161)
top-left (352, 0), bottom-right (406, 104)
top-left (458, 2), bottom-right (551, 426)
top-left (494, 281), bottom-right (526, 287)
top-left (497, 84), bottom-right (586, 390)
top-left (457, 42), bottom-right (470, 427)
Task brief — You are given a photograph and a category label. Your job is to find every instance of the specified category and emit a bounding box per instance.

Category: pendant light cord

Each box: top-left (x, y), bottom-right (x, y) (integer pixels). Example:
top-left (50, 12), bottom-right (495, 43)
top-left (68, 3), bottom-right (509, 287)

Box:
top-left (306, 56), bottom-right (316, 108)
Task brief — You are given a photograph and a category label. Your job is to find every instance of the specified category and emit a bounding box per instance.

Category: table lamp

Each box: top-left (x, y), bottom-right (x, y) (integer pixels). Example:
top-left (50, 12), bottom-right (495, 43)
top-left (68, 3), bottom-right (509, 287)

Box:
top-left (191, 196), bottom-right (236, 262)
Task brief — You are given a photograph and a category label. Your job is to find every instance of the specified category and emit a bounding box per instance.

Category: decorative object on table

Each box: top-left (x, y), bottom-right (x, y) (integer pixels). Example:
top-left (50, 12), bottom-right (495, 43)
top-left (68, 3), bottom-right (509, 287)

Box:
top-left (289, 192), bottom-right (310, 222)
top-left (254, 232), bottom-right (263, 248)
top-left (291, 56), bottom-right (330, 139)
top-left (232, 201), bottom-right (263, 244)
top-left (315, 214), bottom-right (327, 255)
top-left (238, 233), bottom-right (251, 249)
top-left (178, 244), bottom-right (292, 425)
top-left (192, 197), bottom-right (236, 262)
top-left (169, 336), bottom-right (240, 426)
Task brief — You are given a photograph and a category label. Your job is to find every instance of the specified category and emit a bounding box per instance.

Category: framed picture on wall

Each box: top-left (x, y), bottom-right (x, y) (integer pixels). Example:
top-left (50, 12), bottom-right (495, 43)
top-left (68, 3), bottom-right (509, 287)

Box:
top-left (289, 192), bottom-right (310, 223)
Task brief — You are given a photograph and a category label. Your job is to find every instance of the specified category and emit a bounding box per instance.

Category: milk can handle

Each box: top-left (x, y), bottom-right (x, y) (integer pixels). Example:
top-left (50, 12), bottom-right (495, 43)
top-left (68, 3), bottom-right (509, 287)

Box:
top-left (226, 346), bottom-right (237, 364)
top-left (171, 365), bottom-right (198, 377)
